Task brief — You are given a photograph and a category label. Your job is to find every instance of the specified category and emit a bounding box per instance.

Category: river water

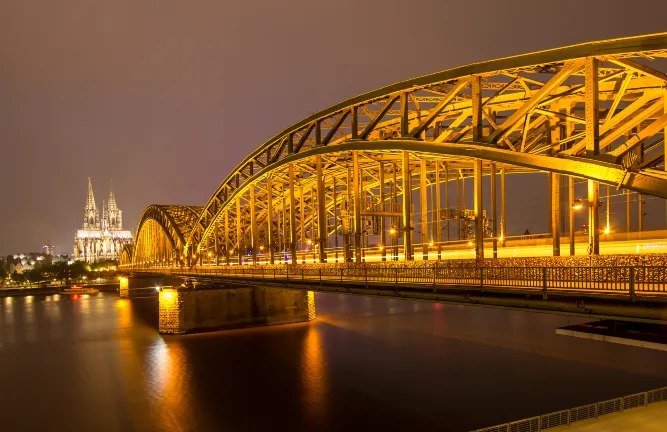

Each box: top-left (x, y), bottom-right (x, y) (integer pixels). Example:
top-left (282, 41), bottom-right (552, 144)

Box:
top-left (1, 291), bottom-right (666, 431)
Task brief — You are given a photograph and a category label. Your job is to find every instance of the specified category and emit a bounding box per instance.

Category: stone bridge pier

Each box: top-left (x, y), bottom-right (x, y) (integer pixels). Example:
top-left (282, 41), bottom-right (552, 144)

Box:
top-left (119, 274), bottom-right (183, 298)
top-left (157, 285), bottom-right (315, 335)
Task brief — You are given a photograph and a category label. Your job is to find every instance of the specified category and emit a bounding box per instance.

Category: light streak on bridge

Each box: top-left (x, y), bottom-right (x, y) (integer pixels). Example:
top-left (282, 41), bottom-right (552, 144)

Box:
top-left (120, 33), bottom-right (667, 271)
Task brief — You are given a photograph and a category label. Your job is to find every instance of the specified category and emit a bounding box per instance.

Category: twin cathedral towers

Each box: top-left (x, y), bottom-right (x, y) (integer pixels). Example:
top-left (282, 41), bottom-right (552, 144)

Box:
top-left (73, 178), bottom-right (133, 263)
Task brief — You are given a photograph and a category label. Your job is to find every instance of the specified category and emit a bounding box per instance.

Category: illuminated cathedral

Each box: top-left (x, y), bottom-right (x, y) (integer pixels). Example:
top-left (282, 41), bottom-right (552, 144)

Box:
top-left (73, 178), bottom-right (133, 263)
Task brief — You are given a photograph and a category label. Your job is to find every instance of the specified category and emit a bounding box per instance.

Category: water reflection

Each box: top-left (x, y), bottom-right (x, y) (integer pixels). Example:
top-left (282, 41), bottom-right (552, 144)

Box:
top-left (148, 339), bottom-right (191, 431)
top-left (301, 324), bottom-right (328, 423)
top-left (0, 292), bottom-right (666, 431)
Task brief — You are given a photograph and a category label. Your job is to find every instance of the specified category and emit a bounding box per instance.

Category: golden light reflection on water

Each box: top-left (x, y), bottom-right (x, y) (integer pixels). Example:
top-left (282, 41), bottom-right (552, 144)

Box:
top-left (3, 297), bottom-right (14, 325)
top-left (115, 299), bottom-right (131, 331)
top-left (80, 295), bottom-right (90, 315)
top-left (148, 339), bottom-right (192, 431)
top-left (301, 324), bottom-right (328, 421)
top-left (23, 297), bottom-right (35, 326)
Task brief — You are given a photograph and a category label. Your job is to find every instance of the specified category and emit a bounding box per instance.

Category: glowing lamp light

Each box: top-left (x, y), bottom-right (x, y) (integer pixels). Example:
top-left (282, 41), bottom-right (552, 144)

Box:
top-left (499, 236), bottom-right (504, 242)
top-left (155, 286), bottom-right (161, 291)
top-left (379, 245), bottom-right (384, 251)
top-left (572, 199), bottom-right (584, 210)
top-left (604, 226), bottom-right (611, 235)
top-left (207, 252), bottom-right (213, 257)
top-left (260, 246), bottom-right (265, 251)
top-left (307, 239), bottom-right (312, 245)
top-left (429, 241), bottom-right (434, 247)
top-left (467, 241), bottom-right (473, 246)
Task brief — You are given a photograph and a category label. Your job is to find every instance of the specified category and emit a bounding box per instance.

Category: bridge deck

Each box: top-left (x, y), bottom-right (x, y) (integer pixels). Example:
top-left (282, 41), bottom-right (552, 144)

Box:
top-left (133, 261), bottom-right (667, 324)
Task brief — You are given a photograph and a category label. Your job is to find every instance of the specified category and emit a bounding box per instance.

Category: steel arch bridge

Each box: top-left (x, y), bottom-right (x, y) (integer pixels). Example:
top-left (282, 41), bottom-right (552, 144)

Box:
top-left (122, 33), bottom-right (667, 269)
top-left (130, 205), bottom-right (202, 267)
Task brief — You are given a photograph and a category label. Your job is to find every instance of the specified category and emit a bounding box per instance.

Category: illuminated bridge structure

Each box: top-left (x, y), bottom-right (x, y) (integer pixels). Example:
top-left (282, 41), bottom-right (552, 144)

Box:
top-left (116, 33), bottom-right (667, 325)
top-left (121, 33), bottom-right (667, 272)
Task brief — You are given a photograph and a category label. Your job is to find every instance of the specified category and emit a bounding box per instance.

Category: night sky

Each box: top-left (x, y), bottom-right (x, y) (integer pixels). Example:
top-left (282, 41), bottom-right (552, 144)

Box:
top-left (1, 0), bottom-right (666, 255)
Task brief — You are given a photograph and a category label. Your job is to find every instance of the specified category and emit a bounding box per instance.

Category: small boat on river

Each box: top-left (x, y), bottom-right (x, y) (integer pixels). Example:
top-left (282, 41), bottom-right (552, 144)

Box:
top-left (59, 285), bottom-right (100, 295)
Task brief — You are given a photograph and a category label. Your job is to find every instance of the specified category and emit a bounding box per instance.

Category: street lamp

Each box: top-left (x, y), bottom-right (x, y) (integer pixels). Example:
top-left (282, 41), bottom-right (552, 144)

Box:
top-left (571, 199), bottom-right (584, 210)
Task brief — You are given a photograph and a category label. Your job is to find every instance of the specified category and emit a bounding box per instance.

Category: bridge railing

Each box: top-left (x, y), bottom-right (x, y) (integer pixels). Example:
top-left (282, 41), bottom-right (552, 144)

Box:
top-left (472, 386), bottom-right (667, 432)
top-left (143, 265), bottom-right (667, 295)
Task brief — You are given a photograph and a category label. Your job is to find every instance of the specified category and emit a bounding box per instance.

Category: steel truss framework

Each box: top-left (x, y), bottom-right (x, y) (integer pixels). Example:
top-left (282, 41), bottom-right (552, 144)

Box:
top-left (131, 205), bottom-right (202, 266)
top-left (123, 33), bottom-right (667, 268)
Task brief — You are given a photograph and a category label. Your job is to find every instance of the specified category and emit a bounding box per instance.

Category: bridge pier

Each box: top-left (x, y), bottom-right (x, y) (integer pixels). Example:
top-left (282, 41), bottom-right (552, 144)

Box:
top-left (158, 285), bottom-right (315, 335)
top-left (119, 275), bottom-right (180, 298)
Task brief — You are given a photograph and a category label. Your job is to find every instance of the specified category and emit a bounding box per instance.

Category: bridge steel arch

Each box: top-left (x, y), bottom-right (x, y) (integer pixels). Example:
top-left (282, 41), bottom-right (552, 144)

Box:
top-left (182, 33), bottom-right (667, 264)
top-left (127, 205), bottom-right (202, 268)
top-left (120, 244), bottom-right (134, 266)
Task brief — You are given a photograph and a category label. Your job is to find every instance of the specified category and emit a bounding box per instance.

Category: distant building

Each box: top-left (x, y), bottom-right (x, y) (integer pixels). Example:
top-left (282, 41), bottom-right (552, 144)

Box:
top-left (73, 178), bottom-right (133, 263)
top-left (42, 244), bottom-right (55, 255)
top-left (3, 253), bottom-right (72, 274)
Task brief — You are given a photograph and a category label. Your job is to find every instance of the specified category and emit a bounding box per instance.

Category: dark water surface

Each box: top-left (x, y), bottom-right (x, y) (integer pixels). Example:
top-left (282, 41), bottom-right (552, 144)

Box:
top-left (1, 292), bottom-right (667, 431)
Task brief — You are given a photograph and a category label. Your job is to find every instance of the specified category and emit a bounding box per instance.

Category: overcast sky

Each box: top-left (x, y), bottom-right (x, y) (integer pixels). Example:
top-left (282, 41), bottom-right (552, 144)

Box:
top-left (1, 0), bottom-right (666, 255)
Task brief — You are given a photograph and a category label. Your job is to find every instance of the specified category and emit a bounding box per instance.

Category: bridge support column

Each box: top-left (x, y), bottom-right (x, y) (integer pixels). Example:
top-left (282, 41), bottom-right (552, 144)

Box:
top-left (569, 176), bottom-right (575, 256)
top-left (353, 151), bottom-right (362, 263)
top-left (158, 286), bottom-right (315, 335)
top-left (266, 176), bottom-right (274, 264)
top-left (236, 197), bottom-right (242, 265)
top-left (250, 186), bottom-right (258, 264)
top-left (224, 210), bottom-right (230, 264)
top-left (551, 173), bottom-right (561, 256)
top-left (626, 189), bottom-right (632, 233)
top-left (588, 180), bottom-right (600, 255)
top-left (473, 159), bottom-right (484, 263)
top-left (420, 159), bottom-right (429, 260)
top-left (491, 163), bottom-right (497, 258)
top-left (119, 276), bottom-right (129, 298)
top-left (445, 163), bottom-right (450, 242)
top-left (638, 193), bottom-right (644, 233)
top-left (455, 172), bottom-right (460, 240)
top-left (402, 151), bottom-right (413, 260)
top-left (379, 161), bottom-right (387, 261)
top-left (316, 155), bottom-right (327, 263)
top-left (500, 168), bottom-right (506, 246)
top-left (300, 185), bottom-right (305, 263)
top-left (435, 162), bottom-right (442, 258)
top-left (288, 163), bottom-right (298, 264)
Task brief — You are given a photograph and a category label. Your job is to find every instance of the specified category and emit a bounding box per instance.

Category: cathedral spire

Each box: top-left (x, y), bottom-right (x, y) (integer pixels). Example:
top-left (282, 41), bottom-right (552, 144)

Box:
top-left (108, 180), bottom-right (118, 211)
top-left (107, 180), bottom-right (121, 229)
top-left (86, 177), bottom-right (97, 211)
top-left (83, 177), bottom-right (100, 229)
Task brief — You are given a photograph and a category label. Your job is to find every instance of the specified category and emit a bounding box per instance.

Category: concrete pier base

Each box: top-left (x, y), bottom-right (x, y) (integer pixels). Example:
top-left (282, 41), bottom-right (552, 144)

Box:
top-left (158, 286), bottom-right (315, 335)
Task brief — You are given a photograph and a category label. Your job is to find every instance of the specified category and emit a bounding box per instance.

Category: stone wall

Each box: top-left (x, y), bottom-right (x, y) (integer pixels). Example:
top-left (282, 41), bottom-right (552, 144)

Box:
top-left (158, 288), bottom-right (185, 334)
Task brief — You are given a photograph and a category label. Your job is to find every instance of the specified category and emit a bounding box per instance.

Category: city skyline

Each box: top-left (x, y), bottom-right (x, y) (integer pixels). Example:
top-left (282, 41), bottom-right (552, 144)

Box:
top-left (1, 0), bottom-right (666, 255)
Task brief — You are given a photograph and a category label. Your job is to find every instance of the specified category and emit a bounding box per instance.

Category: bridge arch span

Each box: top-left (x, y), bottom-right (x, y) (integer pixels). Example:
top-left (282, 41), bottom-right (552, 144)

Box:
top-left (130, 205), bottom-right (202, 267)
top-left (184, 33), bottom-right (667, 262)
top-left (120, 244), bottom-right (134, 267)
